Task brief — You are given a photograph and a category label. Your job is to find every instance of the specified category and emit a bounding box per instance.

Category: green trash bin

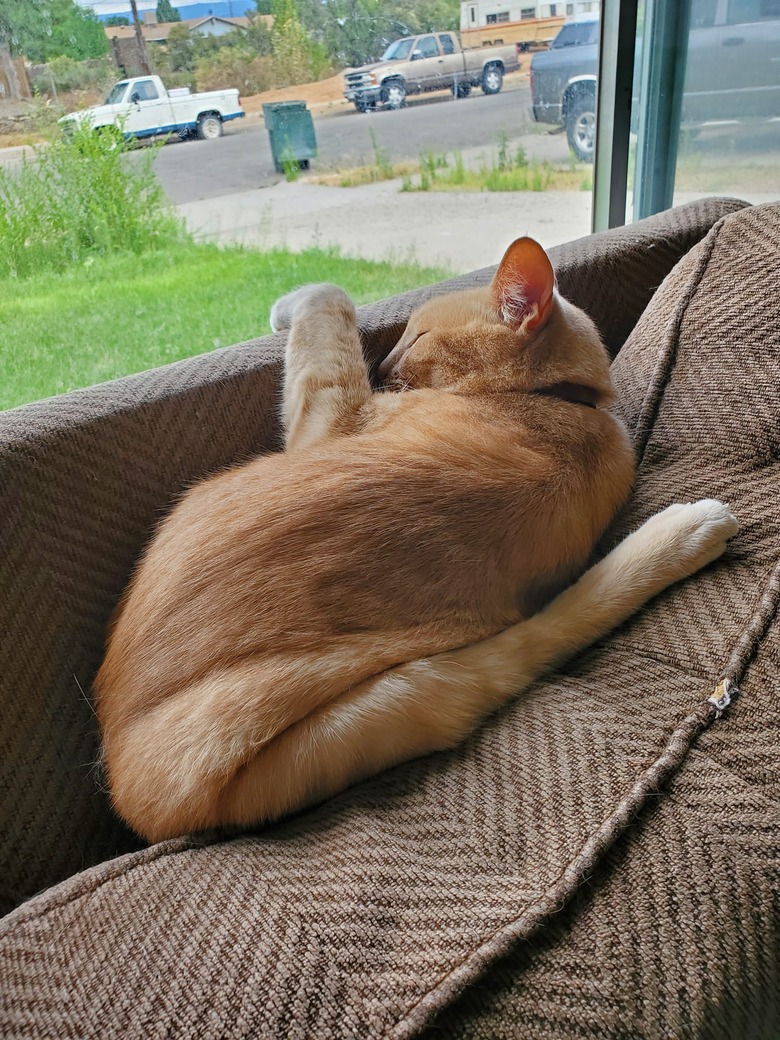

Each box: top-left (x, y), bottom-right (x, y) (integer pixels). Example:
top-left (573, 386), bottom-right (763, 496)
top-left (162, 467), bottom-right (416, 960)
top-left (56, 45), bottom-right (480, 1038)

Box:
top-left (262, 101), bottom-right (317, 174)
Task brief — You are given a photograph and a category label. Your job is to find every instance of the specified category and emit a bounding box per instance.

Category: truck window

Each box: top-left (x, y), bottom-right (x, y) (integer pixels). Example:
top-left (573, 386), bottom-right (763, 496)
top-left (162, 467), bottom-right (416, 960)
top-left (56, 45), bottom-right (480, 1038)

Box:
top-left (550, 20), bottom-right (600, 47)
top-left (439, 34), bottom-right (456, 55)
top-left (415, 37), bottom-right (439, 59)
top-left (726, 0), bottom-right (780, 22)
top-left (381, 38), bottom-right (414, 61)
top-left (690, 0), bottom-right (717, 28)
top-left (133, 80), bottom-right (160, 101)
top-left (104, 82), bottom-right (129, 105)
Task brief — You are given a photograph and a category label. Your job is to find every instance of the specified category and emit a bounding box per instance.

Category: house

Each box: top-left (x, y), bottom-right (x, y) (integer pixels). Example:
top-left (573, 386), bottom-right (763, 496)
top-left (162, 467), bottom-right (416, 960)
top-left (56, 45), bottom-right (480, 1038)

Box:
top-left (459, 0), bottom-right (599, 48)
top-left (104, 13), bottom-right (270, 47)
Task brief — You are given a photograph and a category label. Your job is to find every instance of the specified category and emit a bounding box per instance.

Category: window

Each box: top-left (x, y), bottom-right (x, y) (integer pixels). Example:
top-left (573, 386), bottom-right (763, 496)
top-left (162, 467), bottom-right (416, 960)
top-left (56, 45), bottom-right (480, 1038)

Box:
top-left (690, 0), bottom-right (716, 28)
top-left (487, 13), bottom-right (497, 23)
top-left (726, 0), bottom-right (780, 22)
top-left (381, 38), bottom-right (414, 61)
top-left (470, 5), bottom-right (477, 24)
top-left (567, 4), bottom-right (575, 14)
top-left (550, 19), bottom-right (600, 46)
top-left (415, 36), bottom-right (439, 59)
top-left (439, 34), bottom-right (456, 54)
top-left (521, 7), bottom-right (536, 18)
top-left (133, 79), bottom-right (159, 101)
top-left (497, 12), bottom-right (511, 21)
top-left (550, 3), bottom-right (557, 14)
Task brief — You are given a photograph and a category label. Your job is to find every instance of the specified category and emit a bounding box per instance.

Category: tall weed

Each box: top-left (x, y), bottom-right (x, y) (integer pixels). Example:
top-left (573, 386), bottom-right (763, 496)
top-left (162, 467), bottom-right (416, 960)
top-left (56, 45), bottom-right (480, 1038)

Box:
top-left (0, 122), bottom-right (186, 279)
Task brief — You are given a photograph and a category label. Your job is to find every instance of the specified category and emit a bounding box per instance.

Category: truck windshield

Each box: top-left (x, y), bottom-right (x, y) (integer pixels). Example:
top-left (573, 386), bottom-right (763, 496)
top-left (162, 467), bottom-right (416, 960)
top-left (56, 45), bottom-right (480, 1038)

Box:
top-left (381, 39), bottom-right (414, 61)
top-left (104, 82), bottom-right (129, 105)
top-left (550, 21), bottom-right (600, 48)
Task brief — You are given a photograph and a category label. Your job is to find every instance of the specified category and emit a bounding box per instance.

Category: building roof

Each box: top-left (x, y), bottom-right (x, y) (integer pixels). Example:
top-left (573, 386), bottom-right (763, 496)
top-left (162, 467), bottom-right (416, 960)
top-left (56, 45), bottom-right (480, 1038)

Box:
top-left (104, 14), bottom-right (266, 43)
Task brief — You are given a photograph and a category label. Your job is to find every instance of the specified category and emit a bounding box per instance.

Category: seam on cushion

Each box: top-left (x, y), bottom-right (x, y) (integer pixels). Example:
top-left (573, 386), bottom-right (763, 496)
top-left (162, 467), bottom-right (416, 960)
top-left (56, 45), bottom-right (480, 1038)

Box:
top-left (389, 699), bottom-right (718, 1040)
top-left (631, 218), bottom-right (724, 466)
top-left (0, 837), bottom-right (198, 932)
top-left (391, 554), bottom-right (780, 1039)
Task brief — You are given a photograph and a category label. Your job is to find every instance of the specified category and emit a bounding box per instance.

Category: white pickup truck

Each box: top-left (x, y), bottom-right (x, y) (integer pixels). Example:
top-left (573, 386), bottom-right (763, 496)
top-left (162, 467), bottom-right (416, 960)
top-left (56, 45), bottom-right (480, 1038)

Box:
top-left (59, 75), bottom-right (244, 142)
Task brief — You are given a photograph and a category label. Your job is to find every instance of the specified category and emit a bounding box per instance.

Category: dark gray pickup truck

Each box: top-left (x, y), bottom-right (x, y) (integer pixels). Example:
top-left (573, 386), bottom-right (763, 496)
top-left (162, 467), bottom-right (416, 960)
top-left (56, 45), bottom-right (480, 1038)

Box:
top-left (531, 2), bottom-right (780, 161)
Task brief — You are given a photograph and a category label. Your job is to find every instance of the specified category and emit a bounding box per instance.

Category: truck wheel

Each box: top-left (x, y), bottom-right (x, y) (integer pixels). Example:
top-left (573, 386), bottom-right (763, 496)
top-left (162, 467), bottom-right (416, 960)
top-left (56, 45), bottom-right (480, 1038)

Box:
top-left (481, 65), bottom-right (503, 95)
top-left (452, 81), bottom-right (472, 99)
top-left (197, 113), bottom-right (223, 140)
top-left (381, 81), bottom-right (406, 110)
top-left (355, 99), bottom-right (376, 113)
top-left (565, 95), bottom-right (596, 162)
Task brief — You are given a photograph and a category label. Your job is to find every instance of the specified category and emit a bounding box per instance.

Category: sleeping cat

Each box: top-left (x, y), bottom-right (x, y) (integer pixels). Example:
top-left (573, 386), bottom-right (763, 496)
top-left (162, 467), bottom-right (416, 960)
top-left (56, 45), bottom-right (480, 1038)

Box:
top-left (95, 237), bottom-right (738, 842)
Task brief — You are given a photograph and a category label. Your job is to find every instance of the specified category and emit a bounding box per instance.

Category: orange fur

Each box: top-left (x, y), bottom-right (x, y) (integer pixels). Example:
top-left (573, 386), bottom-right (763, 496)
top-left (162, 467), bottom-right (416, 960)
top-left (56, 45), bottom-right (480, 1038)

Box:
top-left (95, 239), bottom-right (737, 842)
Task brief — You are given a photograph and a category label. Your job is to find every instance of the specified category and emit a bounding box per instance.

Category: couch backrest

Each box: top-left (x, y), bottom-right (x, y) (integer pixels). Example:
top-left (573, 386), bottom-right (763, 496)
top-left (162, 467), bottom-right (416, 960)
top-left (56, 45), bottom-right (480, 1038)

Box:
top-left (0, 197), bottom-right (747, 914)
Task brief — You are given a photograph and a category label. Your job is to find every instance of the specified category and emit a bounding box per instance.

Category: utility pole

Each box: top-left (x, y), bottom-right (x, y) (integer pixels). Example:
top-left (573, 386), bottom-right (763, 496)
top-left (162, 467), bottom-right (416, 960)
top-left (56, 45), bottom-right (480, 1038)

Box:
top-left (129, 0), bottom-right (153, 74)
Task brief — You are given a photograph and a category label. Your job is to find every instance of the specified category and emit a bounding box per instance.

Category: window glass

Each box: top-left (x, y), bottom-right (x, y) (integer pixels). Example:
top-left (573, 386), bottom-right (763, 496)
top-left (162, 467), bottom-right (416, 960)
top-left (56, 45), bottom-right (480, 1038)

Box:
top-left (381, 38), bottom-right (414, 61)
top-left (551, 20), bottom-right (600, 47)
top-left (690, 0), bottom-right (717, 28)
top-left (628, 0), bottom-right (780, 222)
top-left (105, 81), bottom-right (129, 105)
top-left (415, 37), bottom-right (439, 59)
top-left (133, 79), bottom-right (159, 101)
top-left (1, 0), bottom-right (600, 409)
top-left (726, 0), bottom-right (780, 23)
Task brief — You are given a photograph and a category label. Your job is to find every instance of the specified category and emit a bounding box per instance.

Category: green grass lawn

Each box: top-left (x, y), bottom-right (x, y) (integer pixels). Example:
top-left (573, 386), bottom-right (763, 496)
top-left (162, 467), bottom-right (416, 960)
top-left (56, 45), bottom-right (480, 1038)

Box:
top-left (0, 243), bottom-right (451, 411)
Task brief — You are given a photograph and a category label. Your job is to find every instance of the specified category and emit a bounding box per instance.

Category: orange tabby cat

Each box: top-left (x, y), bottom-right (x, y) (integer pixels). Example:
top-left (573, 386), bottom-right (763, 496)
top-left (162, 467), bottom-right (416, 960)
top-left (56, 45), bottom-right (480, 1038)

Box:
top-left (95, 237), bottom-right (737, 842)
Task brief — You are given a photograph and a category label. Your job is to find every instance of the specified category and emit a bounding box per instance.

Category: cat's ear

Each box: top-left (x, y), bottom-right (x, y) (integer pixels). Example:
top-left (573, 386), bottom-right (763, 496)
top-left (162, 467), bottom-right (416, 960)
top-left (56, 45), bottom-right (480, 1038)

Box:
top-left (492, 237), bottom-right (556, 333)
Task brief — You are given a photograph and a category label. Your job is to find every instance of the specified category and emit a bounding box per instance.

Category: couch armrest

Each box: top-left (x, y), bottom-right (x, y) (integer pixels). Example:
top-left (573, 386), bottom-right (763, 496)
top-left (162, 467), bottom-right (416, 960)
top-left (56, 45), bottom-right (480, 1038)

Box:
top-left (0, 196), bottom-right (748, 915)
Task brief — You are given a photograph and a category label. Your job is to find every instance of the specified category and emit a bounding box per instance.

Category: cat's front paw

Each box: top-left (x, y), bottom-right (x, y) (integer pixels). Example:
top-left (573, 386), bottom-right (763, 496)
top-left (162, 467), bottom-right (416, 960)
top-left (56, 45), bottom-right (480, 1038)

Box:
top-left (646, 499), bottom-right (739, 577)
top-left (270, 284), bottom-right (354, 333)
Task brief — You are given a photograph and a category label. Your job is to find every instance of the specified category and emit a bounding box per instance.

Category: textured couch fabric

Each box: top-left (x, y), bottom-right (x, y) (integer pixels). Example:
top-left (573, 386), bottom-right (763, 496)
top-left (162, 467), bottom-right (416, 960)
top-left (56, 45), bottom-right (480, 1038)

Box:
top-left (2, 196), bottom-right (778, 1039)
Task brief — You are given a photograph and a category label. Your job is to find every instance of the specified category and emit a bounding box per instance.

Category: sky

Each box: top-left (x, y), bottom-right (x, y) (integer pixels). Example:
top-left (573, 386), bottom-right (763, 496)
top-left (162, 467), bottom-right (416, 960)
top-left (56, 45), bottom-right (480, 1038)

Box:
top-left (76, 0), bottom-right (179, 13)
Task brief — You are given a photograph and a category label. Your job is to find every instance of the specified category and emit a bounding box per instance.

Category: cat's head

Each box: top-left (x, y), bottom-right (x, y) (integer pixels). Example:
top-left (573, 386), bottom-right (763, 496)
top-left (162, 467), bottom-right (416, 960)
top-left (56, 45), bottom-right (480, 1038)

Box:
top-left (378, 237), bottom-right (614, 405)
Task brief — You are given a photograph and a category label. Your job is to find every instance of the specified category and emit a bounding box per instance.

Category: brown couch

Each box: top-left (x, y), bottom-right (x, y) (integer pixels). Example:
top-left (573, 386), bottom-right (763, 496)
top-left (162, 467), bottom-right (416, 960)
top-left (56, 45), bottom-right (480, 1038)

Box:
top-left (1, 197), bottom-right (778, 1039)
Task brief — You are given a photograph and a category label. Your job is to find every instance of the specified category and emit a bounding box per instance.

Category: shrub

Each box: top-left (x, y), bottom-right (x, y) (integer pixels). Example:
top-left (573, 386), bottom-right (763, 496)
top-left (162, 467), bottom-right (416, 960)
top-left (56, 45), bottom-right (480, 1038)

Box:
top-left (0, 121), bottom-right (186, 279)
top-left (195, 48), bottom-right (275, 95)
top-left (30, 56), bottom-right (115, 98)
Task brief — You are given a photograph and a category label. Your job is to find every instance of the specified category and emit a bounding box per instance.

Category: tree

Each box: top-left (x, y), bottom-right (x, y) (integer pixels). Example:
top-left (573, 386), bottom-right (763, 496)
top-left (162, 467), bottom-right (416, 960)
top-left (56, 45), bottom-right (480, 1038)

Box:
top-left (0, 0), bottom-right (108, 62)
top-left (246, 14), bottom-right (273, 56)
top-left (106, 15), bottom-right (130, 27)
top-left (252, 1), bottom-right (273, 14)
top-left (166, 22), bottom-right (195, 71)
top-left (156, 0), bottom-right (181, 24)
top-left (46, 0), bottom-right (108, 61)
top-left (0, 0), bottom-right (48, 59)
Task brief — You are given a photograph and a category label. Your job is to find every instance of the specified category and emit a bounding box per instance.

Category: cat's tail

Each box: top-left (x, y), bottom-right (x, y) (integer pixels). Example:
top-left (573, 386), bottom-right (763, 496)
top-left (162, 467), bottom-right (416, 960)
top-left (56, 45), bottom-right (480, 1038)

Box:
top-left (210, 499), bottom-right (737, 833)
top-left (110, 500), bottom-right (737, 842)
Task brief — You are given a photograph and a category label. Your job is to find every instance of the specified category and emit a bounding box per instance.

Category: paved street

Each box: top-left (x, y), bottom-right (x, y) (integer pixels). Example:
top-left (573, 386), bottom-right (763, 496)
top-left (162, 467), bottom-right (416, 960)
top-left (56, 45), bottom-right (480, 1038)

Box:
top-left (149, 82), bottom-right (566, 204)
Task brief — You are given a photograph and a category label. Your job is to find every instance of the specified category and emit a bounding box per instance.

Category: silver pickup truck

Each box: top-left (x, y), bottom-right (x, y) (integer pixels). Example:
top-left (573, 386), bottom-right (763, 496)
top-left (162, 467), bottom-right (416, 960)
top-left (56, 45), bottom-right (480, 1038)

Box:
top-left (344, 31), bottom-right (520, 112)
top-left (531, 3), bottom-right (780, 161)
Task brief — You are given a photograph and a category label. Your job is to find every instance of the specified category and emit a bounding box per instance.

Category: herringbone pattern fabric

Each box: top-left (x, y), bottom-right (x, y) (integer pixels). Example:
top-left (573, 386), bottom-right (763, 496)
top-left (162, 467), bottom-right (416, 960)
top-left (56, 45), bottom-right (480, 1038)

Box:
top-left (2, 197), bottom-right (777, 1040)
top-left (424, 202), bottom-right (780, 1039)
top-left (0, 198), bottom-right (743, 917)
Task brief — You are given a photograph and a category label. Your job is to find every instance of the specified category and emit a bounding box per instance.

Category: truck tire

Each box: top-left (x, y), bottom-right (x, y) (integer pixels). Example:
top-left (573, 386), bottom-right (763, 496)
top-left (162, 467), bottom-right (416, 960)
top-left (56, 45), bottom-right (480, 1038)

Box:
top-left (452, 81), bottom-right (472, 99)
top-left (381, 80), bottom-right (406, 110)
top-left (481, 65), bottom-right (503, 95)
top-left (565, 94), bottom-right (596, 162)
top-left (355, 99), bottom-right (376, 113)
top-left (197, 113), bottom-right (223, 140)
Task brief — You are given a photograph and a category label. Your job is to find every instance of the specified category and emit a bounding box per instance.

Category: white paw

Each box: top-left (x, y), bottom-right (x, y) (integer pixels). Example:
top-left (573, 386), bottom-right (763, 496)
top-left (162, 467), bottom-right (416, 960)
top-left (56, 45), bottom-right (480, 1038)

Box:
top-left (645, 499), bottom-right (739, 577)
top-left (270, 283), bottom-right (354, 333)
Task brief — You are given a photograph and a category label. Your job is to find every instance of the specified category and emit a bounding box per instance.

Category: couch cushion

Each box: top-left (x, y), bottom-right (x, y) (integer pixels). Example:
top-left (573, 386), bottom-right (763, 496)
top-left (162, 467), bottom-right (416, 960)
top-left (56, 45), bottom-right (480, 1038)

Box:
top-left (0, 197), bottom-right (746, 916)
top-left (422, 202), bottom-right (780, 1039)
top-left (1, 200), bottom-right (778, 1037)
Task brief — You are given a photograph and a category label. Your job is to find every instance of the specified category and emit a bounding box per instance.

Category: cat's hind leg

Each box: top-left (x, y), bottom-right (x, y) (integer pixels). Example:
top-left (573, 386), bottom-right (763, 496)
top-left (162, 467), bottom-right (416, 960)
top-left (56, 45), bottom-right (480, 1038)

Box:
top-left (271, 284), bottom-right (372, 451)
top-left (211, 499), bottom-right (738, 831)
